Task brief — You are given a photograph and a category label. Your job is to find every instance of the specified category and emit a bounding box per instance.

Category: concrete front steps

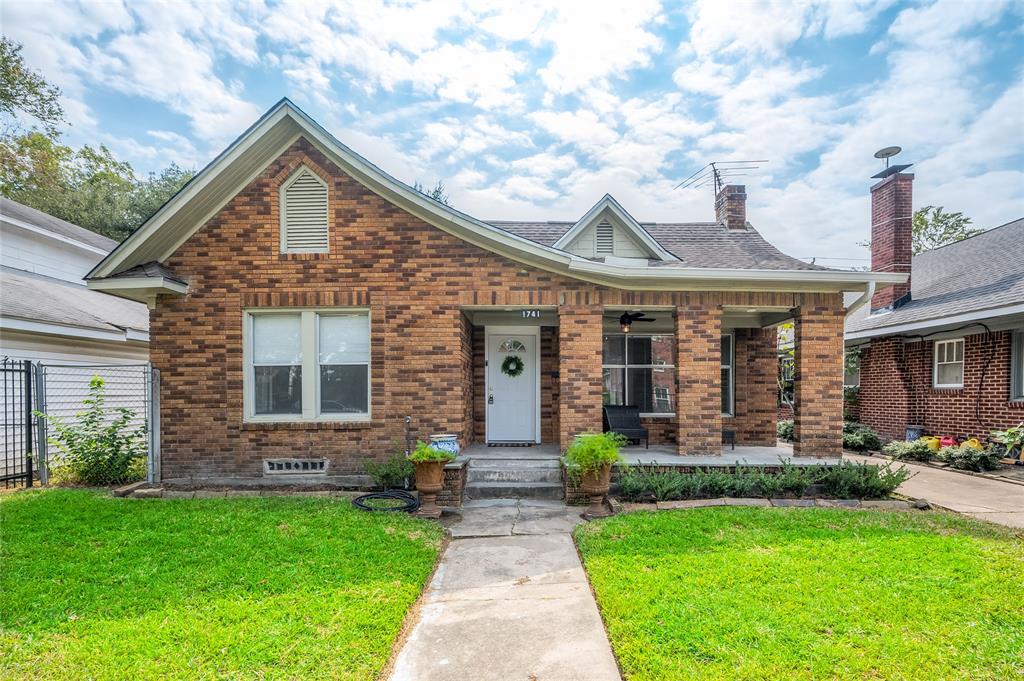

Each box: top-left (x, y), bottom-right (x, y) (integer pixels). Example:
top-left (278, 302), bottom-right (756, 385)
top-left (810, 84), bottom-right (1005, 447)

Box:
top-left (465, 450), bottom-right (563, 501)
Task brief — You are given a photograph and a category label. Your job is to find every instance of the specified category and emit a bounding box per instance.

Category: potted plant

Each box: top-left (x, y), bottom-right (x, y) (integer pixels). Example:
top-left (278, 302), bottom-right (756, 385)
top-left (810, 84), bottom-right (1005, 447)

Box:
top-left (564, 432), bottom-right (626, 519)
top-left (408, 440), bottom-right (456, 518)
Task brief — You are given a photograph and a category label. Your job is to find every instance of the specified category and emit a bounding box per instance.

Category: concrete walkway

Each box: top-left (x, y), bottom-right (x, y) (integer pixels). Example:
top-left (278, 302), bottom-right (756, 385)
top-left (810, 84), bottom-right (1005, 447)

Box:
top-left (847, 454), bottom-right (1024, 528)
top-left (388, 501), bottom-right (621, 681)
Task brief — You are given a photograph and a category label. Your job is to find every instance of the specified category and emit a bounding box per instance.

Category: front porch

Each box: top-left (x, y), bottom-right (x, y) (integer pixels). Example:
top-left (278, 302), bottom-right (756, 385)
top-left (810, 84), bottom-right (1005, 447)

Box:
top-left (461, 443), bottom-right (841, 467)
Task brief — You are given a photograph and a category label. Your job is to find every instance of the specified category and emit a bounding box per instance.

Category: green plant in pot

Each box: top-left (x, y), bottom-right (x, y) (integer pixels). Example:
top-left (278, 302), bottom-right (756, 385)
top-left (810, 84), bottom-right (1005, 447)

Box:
top-left (564, 432), bottom-right (626, 518)
top-left (408, 440), bottom-right (455, 518)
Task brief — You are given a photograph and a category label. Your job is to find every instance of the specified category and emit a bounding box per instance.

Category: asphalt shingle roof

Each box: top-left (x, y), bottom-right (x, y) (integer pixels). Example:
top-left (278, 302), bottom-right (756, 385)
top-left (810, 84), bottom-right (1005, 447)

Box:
top-left (1, 197), bottom-right (118, 251)
top-left (846, 218), bottom-right (1024, 334)
top-left (488, 220), bottom-right (826, 271)
top-left (1, 267), bottom-right (149, 334)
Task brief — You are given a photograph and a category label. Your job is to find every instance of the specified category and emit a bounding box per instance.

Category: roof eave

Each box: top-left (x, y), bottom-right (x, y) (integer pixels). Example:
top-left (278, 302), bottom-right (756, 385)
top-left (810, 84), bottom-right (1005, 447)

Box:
top-left (87, 276), bottom-right (188, 306)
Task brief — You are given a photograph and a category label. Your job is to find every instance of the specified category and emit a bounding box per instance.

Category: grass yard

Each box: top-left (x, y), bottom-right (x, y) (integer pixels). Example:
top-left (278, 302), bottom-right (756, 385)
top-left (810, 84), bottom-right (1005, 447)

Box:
top-left (575, 508), bottom-right (1024, 681)
top-left (0, 489), bottom-right (444, 680)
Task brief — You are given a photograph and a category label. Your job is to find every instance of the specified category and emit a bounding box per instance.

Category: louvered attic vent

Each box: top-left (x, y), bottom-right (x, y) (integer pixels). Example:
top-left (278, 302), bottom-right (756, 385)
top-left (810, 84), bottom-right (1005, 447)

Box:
top-left (281, 168), bottom-right (329, 252)
top-left (595, 220), bottom-right (614, 255)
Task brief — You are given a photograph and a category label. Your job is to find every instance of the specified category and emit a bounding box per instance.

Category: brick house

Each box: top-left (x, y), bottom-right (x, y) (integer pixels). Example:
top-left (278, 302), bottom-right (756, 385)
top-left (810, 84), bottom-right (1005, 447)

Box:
top-left (845, 169), bottom-right (1023, 441)
top-left (86, 99), bottom-right (904, 485)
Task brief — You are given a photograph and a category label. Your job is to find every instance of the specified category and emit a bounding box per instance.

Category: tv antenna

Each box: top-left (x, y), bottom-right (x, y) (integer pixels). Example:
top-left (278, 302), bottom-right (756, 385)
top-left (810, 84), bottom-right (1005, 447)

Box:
top-left (871, 146), bottom-right (912, 179)
top-left (674, 159), bottom-right (768, 196)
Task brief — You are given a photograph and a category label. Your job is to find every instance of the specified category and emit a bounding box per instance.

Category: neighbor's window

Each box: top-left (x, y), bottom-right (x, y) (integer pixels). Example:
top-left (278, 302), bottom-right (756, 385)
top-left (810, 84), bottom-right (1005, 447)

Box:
top-left (602, 335), bottom-right (675, 414)
top-left (246, 309), bottom-right (370, 420)
top-left (721, 334), bottom-right (734, 416)
top-left (933, 338), bottom-right (964, 388)
top-left (1012, 330), bottom-right (1024, 401)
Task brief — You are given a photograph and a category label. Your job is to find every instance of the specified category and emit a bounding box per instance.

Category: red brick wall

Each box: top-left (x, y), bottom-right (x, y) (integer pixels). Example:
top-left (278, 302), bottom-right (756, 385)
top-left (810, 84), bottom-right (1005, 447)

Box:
top-left (727, 328), bottom-right (778, 445)
top-left (675, 296), bottom-right (722, 454)
top-left (151, 137), bottom-right (847, 479)
top-left (794, 294), bottom-right (845, 457)
top-left (858, 330), bottom-right (1024, 440)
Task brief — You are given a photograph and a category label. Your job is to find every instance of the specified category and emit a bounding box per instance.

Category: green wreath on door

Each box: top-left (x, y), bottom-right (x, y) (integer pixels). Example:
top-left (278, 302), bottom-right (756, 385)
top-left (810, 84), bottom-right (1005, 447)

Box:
top-left (501, 354), bottom-right (525, 378)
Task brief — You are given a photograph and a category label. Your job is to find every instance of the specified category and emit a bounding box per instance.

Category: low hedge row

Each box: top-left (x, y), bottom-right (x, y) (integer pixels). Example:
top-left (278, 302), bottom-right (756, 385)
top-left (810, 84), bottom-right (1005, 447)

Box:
top-left (617, 460), bottom-right (911, 502)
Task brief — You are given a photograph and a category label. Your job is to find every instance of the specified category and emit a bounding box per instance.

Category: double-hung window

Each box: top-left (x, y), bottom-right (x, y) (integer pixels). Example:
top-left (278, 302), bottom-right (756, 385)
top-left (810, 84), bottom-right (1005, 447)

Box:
top-left (933, 338), bottom-right (964, 388)
top-left (721, 334), bottom-right (734, 416)
top-left (602, 335), bottom-right (675, 415)
top-left (246, 309), bottom-right (370, 421)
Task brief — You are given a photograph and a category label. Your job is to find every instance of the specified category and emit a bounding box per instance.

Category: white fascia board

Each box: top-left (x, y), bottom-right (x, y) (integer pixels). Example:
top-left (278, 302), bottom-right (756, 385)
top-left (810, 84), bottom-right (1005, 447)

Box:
top-left (1, 216), bottom-right (110, 255)
top-left (0, 316), bottom-right (144, 343)
top-left (552, 194), bottom-right (679, 262)
top-left (844, 303), bottom-right (1024, 341)
top-left (88, 277), bottom-right (187, 293)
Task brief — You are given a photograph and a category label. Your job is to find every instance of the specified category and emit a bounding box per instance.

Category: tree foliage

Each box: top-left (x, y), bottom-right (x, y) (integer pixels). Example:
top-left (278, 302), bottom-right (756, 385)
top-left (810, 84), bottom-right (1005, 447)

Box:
top-left (0, 39), bottom-right (195, 241)
top-left (0, 37), bottom-right (64, 136)
top-left (911, 205), bottom-right (982, 254)
top-left (413, 179), bottom-right (450, 205)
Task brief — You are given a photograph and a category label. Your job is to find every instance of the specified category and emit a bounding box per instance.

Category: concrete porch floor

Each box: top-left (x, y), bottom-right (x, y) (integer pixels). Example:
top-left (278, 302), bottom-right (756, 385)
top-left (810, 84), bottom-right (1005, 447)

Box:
top-left (461, 442), bottom-right (840, 466)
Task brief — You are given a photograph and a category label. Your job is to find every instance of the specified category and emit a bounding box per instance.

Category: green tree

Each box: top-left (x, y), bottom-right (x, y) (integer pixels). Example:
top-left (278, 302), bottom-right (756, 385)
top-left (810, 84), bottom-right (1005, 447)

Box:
top-left (413, 179), bottom-right (450, 206)
top-left (911, 205), bottom-right (982, 254)
top-left (0, 37), bottom-right (64, 136)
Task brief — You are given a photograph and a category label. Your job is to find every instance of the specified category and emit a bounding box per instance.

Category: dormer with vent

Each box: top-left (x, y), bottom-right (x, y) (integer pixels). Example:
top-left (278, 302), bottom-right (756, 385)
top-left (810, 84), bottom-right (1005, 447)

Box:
top-left (280, 166), bottom-right (329, 253)
top-left (553, 194), bottom-right (678, 263)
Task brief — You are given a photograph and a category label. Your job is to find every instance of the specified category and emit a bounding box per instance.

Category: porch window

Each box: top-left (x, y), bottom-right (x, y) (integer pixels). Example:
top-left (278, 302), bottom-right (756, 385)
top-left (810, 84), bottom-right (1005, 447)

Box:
top-left (245, 309), bottom-right (370, 421)
top-left (933, 338), bottom-right (964, 388)
top-left (602, 335), bottom-right (675, 415)
top-left (721, 333), bottom-right (734, 416)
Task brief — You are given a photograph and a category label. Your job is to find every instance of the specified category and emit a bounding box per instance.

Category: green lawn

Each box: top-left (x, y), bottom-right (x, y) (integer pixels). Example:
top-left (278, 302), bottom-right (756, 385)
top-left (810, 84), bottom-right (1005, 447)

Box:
top-left (1, 489), bottom-right (443, 680)
top-left (575, 508), bottom-right (1024, 681)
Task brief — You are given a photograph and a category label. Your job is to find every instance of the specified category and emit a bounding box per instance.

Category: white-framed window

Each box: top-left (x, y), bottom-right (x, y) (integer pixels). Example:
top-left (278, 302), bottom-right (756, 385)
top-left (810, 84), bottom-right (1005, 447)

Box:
top-left (721, 333), bottom-right (735, 416)
top-left (280, 167), bottom-right (329, 253)
top-left (1012, 329), bottom-right (1024, 401)
top-left (244, 309), bottom-right (369, 421)
top-left (602, 334), bottom-right (675, 416)
top-left (933, 338), bottom-right (964, 389)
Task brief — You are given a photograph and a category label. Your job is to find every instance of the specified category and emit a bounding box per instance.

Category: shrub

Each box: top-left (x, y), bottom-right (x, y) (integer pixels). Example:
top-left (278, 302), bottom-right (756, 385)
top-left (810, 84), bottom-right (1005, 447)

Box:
top-left (777, 419), bottom-right (795, 442)
top-left (364, 452), bottom-right (414, 490)
top-left (564, 432), bottom-right (626, 483)
top-left (771, 460), bottom-right (815, 496)
top-left (937, 444), bottom-right (1001, 472)
top-left (817, 460), bottom-right (911, 498)
top-left (882, 439), bottom-right (933, 462)
top-left (34, 376), bottom-right (147, 486)
top-left (618, 466), bottom-right (695, 502)
top-left (407, 441), bottom-right (455, 464)
top-left (842, 422), bottom-right (882, 451)
top-left (693, 469), bottom-right (733, 497)
top-left (726, 466), bottom-right (760, 497)
top-left (991, 423), bottom-right (1024, 453)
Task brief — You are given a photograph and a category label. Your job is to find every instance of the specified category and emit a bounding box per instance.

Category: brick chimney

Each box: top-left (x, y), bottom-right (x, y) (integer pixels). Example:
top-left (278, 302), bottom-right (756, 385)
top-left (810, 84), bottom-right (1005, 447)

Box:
top-left (869, 172), bottom-right (914, 311)
top-left (715, 184), bottom-right (747, 230)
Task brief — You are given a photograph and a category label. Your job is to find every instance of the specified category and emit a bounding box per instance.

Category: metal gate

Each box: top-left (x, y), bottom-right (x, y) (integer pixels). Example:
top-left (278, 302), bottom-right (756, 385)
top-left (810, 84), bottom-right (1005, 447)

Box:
top-left (1, 358), bottom-right (35, 488)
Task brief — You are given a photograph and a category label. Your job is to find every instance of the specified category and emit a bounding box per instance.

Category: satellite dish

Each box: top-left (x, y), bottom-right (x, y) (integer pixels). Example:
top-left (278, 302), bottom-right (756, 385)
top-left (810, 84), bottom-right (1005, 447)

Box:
top-left (874, 146), bottom-right (902, 160)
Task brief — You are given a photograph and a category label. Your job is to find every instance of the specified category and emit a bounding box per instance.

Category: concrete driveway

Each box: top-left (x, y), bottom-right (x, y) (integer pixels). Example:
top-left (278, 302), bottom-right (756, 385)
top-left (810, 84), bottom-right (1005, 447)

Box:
top-left (847, 454), bottom-right (1024, 528)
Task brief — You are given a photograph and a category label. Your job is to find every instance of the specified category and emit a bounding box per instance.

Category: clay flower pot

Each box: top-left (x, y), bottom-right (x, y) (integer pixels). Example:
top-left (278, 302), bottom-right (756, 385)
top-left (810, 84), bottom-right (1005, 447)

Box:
top-left (413, 460), bottom-right (446, 518)
top-left (580, 464), bottom-right (613, 518)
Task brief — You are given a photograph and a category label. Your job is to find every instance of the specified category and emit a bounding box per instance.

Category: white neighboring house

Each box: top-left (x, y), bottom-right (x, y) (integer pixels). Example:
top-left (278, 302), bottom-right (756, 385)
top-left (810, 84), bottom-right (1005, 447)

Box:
top-left (0, 197), bottom-right (149, 363)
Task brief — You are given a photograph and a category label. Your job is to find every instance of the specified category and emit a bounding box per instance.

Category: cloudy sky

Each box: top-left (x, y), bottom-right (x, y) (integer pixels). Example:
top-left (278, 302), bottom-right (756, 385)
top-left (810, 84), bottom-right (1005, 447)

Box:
top-left (4, 0), bottom-right (1022, 266)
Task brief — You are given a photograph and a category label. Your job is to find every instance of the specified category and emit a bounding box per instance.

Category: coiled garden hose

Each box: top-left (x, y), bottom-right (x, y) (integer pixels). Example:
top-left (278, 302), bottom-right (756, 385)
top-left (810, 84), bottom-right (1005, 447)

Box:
top-left (352, 489), bottom-right (420, 513)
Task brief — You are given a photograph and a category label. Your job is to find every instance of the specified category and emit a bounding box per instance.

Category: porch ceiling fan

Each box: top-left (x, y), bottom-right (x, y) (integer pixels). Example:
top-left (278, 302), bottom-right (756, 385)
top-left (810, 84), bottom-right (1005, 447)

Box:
top-left (619, 311), bottom-right (656, 333)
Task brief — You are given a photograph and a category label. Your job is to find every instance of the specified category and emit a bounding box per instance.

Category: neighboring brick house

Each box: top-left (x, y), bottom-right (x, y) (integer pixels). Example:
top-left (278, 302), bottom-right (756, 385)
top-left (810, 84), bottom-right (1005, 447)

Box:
top-left (845, 170), bottom-right (1024, 441)
top-left (86, 99), bottom-right (904, 485)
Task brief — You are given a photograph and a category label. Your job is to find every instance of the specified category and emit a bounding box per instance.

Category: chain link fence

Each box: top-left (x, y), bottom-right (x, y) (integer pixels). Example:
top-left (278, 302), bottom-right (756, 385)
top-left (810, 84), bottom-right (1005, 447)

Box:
top-left (32, 363), bottom-right (158, 486)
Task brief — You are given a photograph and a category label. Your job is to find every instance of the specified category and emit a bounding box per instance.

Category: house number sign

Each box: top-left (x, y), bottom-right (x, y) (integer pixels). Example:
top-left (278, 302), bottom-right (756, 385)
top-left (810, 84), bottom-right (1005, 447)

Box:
top-left (521, 309), bottom-right (541, 318)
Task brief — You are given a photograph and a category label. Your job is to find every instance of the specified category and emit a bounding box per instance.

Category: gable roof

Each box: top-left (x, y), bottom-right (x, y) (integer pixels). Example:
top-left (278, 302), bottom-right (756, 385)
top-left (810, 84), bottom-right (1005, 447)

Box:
top-left (551, 194), bottom-right (679, 261)
top-left (846, 218), bottom-right (1024, 339)
top-left (495, 220), bottom-right (825, 270)
top-left (1, 197), bottom-right (117, 253)
top-left (86, 98), bottom-right (905, 298)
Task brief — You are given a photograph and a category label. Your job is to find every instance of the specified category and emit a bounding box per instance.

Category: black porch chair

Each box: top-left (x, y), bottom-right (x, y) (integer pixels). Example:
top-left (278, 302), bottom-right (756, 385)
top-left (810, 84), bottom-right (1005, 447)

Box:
top-left (603, 405), bottom-right (648, 449)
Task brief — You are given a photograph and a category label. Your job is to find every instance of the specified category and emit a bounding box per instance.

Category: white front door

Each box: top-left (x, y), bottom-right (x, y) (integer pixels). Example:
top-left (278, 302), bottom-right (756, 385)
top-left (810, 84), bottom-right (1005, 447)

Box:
top-left (486, 328), bottom-right (539, 443)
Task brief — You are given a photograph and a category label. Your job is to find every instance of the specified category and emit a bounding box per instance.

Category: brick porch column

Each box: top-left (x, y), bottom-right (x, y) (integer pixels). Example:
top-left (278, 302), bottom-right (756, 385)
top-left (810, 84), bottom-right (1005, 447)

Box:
top-left (793, 294), bottom-right (845, 457)
top-left (558, 305), bottom-right (604, 451)
top-left (675, 298), bottom-right (722, 455)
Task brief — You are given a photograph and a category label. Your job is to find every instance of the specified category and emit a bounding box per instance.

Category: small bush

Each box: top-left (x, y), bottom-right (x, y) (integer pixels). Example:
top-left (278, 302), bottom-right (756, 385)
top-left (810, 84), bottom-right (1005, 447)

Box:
top-left (726, 466), bottom-right (760, 497)
top-left (364, 452), bottom-right (414, 490)
top-left (693, 469), bottom-right (732, 497)
top-left (34, 376), bottom-right (147, 486)
top-left (772, 460), bottom-right (815, 496)
top-left (883, 439), bottom-right (934, 462)
top-left (777, 419), bottom-right (795, 442)
top-left (817, 460), bottom-right (911, 498)
top-left (842, 422), bottom-right (882, 451)
top-left (937, 444), bottom-right (1002, 472)
top-left (564, 432), bottom-right (626, 483)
